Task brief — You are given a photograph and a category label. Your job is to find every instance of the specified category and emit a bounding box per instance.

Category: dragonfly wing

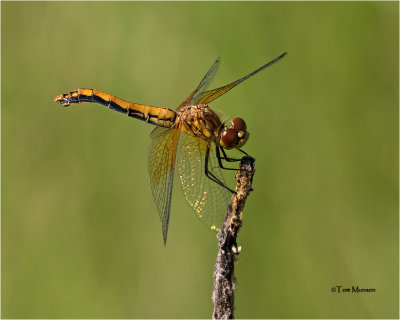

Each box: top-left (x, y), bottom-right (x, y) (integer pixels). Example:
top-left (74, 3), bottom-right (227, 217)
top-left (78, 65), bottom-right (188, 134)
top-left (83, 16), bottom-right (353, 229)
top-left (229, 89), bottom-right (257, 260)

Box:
top-left (191, 52), bottom-right (287, 106)
top-left (177, 133), bottom-right (232, 232)
top-left (178, 57), bottom-right (220, 108)
top-left (148, 126), bottom-right (181, 245)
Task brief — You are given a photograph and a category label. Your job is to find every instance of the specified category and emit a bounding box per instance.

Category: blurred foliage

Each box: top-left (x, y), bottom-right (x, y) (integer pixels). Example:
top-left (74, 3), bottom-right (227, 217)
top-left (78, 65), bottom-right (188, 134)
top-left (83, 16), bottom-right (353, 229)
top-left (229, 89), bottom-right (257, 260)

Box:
top-left (2, 1), bottom-right (398, 318)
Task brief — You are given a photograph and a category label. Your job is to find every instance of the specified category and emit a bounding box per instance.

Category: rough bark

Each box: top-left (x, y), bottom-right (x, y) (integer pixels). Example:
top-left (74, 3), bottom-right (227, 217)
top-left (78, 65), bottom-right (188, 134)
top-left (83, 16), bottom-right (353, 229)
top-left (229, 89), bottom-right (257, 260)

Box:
top-left (212, 156), bottom-right (255, 319)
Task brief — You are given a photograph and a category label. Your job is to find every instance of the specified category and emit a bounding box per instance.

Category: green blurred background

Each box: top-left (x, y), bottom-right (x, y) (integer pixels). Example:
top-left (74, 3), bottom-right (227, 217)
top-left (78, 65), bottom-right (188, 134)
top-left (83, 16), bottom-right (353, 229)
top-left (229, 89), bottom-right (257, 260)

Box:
top-left (2, 1), bottom-right (398, 318)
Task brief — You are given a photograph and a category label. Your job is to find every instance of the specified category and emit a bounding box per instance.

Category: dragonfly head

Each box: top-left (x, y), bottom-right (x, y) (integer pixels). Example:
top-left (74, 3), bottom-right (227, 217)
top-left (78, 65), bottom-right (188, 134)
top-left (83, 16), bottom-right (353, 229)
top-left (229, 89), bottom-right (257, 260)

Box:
top-left (220, 117), bottom-right (249, 149)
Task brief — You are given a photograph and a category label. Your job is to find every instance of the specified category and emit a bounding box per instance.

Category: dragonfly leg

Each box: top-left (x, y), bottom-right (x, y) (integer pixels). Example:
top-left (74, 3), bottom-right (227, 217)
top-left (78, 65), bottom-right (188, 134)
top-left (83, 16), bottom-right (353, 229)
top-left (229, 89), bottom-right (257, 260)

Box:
top-left (218, 146), bottom-right (254, 163)
top-left (217, 146), bottom-right (254, 172)
top-left (219, 147), bottom-right (242, 162)
top-left (205, 145), bottom-right (236, 194)
top-left (238, 148), bottom-right (251, 157)
top-left (215, 147), bottom-right (239, 171)
top-left (216, 147), bottom-right (254, 192)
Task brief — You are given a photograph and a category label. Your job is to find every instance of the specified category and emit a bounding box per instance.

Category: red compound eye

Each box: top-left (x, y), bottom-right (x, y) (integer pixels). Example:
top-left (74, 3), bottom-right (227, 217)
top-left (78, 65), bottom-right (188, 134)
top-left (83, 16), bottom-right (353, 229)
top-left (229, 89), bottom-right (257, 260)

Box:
top-left (221, 128), bottom-right (238, 149)
top-left (231, 117), bottom-right (247, 132)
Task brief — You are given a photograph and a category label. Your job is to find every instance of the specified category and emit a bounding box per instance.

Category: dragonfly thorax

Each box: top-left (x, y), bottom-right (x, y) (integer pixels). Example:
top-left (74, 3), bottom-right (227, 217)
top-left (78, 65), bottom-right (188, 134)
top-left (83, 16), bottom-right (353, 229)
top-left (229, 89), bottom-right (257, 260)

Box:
top-left (177, 104), bottom-right (223, 141)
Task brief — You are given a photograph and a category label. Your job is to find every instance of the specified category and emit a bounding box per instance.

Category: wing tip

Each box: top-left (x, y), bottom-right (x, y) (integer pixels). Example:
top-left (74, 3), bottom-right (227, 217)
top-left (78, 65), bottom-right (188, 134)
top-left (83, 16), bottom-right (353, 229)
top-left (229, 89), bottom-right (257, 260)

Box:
top-left (273, 52), bottom-right (288, 64)
top-left (162, 217), bottom-right (170, 246)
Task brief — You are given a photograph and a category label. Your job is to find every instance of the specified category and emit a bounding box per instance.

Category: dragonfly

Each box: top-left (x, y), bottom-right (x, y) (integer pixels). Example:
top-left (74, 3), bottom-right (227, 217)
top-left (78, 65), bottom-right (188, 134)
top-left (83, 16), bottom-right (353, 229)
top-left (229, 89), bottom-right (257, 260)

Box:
top-left (54, 52), bottom-right (287, 244)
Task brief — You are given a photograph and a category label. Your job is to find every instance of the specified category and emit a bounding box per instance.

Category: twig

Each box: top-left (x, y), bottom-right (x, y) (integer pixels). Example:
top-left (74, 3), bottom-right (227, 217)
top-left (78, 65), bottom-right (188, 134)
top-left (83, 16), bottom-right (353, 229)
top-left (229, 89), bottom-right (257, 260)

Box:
top-left (212, 156), bottom-right (255, 319)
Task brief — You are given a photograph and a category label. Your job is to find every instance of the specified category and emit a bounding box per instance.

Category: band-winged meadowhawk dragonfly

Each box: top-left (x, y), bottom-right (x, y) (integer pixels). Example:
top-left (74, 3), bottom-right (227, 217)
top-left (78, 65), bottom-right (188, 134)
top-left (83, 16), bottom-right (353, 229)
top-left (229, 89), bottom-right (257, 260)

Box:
top-left (55, 52), bottom-right (287, 244)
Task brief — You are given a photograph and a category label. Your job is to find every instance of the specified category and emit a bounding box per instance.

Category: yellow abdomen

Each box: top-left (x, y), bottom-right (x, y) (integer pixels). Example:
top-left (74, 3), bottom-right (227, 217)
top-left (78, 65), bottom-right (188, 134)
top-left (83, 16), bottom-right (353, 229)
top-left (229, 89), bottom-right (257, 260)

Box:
top-left (54, 88), bottom-right (176, 128)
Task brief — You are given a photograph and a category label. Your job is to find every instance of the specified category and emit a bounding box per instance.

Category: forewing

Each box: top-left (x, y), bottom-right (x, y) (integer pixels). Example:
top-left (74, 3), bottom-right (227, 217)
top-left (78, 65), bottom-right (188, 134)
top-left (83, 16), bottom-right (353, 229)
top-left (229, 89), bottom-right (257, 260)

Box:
top-left (177, 133), bottom-right (232, 232)
top-left (191, 52), bottom-right (287, 106)
top-left (148, 126), bottom-right (181, 245)
top-left (178, 57), bottom-right (220, 108)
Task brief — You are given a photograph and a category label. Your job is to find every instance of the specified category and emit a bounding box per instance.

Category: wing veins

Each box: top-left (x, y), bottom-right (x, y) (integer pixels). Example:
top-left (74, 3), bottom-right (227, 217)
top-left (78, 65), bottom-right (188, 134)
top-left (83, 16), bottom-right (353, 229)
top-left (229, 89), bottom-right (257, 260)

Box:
top-left (193, 52), bottom-right (287, 105)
